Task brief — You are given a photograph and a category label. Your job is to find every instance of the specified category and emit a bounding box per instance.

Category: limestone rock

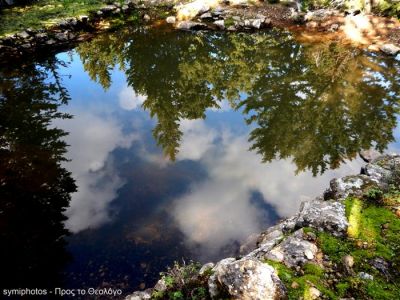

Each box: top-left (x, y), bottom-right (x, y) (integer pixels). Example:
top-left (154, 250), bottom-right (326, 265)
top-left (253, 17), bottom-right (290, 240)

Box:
top-left (166, 16), bottom-right (176, 24)
top-left (199, 262), bottom-right (215, 276)
top-left (363, 154), bottom-right (400, 184)
top-left (125, 290), bottom-right (152, 300)
top-left (176, 21), bottom-right (208, 30)
top-left (213, 19), bottom-right (225, 29)
top-left (208, 258), bottom-right (286, 299)
top-left (295, 199), bottom-right (348, 236)
top-left (324, 174), bottom-right (378, 200)
top-left (265, 229), bottom-right (318, 267)
top-left (380, 43), bottom-right (400, 56)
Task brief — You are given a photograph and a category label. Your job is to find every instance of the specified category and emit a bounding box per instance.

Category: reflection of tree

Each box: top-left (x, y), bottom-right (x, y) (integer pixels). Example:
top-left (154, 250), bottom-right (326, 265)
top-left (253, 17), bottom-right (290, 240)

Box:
top-left (0, 59), bottom-right (76, 288)
top-left (76, 28), bottom-right (400, 174)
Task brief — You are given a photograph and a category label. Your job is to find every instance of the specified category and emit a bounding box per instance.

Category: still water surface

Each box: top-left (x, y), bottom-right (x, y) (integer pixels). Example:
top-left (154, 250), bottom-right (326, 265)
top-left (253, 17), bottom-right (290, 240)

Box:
top-left (1, 25), bottom-right (400, 295)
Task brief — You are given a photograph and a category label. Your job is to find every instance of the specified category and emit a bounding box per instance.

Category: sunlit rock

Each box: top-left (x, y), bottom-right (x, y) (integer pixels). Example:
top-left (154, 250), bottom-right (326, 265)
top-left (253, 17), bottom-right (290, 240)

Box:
top-left (208, 257), bottom-right (286, 299)
top-left (264, 229), bottom-right (318, 268)
top-left (295, 199), bottom-right (348, 236)
top-left (380, 43), bottom-right (400, 56)
top-left (324, 174), bottom-right (378, 200)
top-left (176, 20), bottom-right (208, 30)
top-left (363, 154), bottom-right (400, 183)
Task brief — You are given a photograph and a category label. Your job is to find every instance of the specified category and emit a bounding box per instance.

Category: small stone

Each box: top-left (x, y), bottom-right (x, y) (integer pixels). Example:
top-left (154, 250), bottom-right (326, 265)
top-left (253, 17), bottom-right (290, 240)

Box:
top-left (199, 262), bottom-right (214, 275)
top-left (139, 283), bottom-right (145, 290)
top-left (380, 43), bottom-right (400, 56)
top-left (291, 281), bottom-right (300, 289)
top-left (214, 20), bottom-right (225, 29)
top-left (342, 255), bottom-right (354, 274)
top-left (200, 12), bottom-right (212, 20)
top-left (166, 16), bottom-right (176, 24)
top-left (251, 19), bottom-right (262, 29)
top-left (18, 31), bottom-right (30, 39)
top-left (308, 287), bottom-right (321, 299)
top-left (304, 249), bottom-right (314, 260)
top-left (143, 14), bottom-right (151, 21)
top-left (359, 272), bottom-right (374, 280)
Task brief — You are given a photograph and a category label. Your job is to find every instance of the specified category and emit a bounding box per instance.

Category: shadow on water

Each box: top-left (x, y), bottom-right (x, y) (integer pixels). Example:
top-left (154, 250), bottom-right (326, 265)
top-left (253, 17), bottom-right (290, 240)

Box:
top-left (1, 25), bottom-right (400, 295)
top-left (0, 59), bottom-right (76, 291)
top-left (76, 26), bottom-right (400, 175)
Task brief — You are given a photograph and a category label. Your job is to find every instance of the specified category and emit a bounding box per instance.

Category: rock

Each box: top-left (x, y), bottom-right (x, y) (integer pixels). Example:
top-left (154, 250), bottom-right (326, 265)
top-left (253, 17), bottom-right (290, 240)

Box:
top-left (363, 154), bottom-right (400, 184)
top-left (240, 233), bottom-right (260, 254)
top-left (342, 255), bottom-right (354, 274)
top-left (54, 32), bottom-right (69, 42)
top-left (208, 258), bottom-right (286, 299)
top-left (166, 16), bottom-right (176, 24)
top-left (305, 9), bottom-right (339, 22)
top-left (200, 12), bottom-right (213, 20)
top-left (265, 229), bottom-right (318, 267)
top-left (295, 199), bottom-right (348, 236)
top-left (143, 14), bottom-right (151, 21)
top-left (369, 257), bottom-right (390, 279)
top-left (251, 19), bottom-right (262, 29)
top-left (176, 1), bottom-right (210, 21)
top-left (45, 39), bottom-right (56, 45)
top-left (18, 31), bottom-right (30, 39)
top-left (380, 43), bottom-right (400, 56)
top-left (176, 21), bottom-right (208, 30)
top-left (308, 287), bottom-right (321, 299)
top-left (359, 149), bottom-right (381, 162)
top-left (153, 278), bottom-right (168, 293)
top-left (324, 174), bottom-right (378, 200)
top-left (291, 281), bottom-right (299, 289)
top-left (213, 20), bottom-right (225, 29)
top-left (199, 262), bottom-right (215, 276)
top-left (101, 5), bottom-right (117, 14)
top-left (125, 290), bottom-right (152, 300)
top-left (358, 272), bottom-right (374, 280)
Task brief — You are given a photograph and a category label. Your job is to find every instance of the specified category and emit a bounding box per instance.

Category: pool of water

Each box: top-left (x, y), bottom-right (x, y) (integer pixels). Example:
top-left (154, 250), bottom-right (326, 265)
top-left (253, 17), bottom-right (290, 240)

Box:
top-left (1, 25), bottom-right (400, 296)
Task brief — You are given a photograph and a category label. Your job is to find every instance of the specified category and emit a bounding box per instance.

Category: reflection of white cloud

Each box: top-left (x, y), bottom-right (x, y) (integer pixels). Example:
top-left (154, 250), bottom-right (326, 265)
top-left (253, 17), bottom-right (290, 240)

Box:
top-left (177, 119), bottom-right (217, 161)
top-left (118, 86), bottom-right (146, 111)
top-left (171, 122), bottom-right (363, 257)
top-left (55, 112), bottom-right (137, 233)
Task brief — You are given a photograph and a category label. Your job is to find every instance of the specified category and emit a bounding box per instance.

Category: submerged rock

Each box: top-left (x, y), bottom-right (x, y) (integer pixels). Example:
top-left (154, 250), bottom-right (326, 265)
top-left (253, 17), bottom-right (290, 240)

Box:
top-left (125, 290), bottom-right (152, 300)
top-left (208, 258), bottom-right (286, 299)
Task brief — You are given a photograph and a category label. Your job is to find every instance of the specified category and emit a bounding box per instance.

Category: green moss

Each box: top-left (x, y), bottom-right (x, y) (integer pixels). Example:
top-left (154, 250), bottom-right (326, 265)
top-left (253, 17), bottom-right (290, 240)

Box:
top-left (303, 263), bottom-right (324, 277)
top-left (224, 17), bottom-right (235, 28)
top-left (345, 198), bottom-right (362, 238)
top-left (0, 0), bottom-right (127, 37)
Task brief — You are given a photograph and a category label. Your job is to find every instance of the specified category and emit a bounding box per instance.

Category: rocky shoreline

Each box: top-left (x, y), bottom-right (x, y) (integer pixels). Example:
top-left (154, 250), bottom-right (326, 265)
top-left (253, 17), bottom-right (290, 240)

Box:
top-left (127, 154), bottom-right (400, 299)
top-left (1, 0), bottom-right (399, 63)
top-left (0, 0), bottom-right (174, 63)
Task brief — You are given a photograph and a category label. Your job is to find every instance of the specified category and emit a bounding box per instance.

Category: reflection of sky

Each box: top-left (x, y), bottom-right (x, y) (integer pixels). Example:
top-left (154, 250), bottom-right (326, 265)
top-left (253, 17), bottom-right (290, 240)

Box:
top-left (53, 50), bottom-right (398, 288)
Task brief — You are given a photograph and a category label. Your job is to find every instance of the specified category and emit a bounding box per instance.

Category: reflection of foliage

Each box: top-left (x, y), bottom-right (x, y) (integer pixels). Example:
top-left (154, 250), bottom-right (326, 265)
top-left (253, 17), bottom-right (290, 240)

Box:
top-left (76, 27), bottom-right (400, 175)
top-left (0, 59), bottom-right (76, 288)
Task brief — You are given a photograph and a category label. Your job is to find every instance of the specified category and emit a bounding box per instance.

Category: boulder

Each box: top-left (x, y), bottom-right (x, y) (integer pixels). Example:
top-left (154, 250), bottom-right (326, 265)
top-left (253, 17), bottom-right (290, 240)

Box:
top-left (208, 258), bottom-right (286, 299)
top-left (324, 174), bottom-right (378, 200)
top-left (363, 154), bottom-right (400, 184)
top-left (380, 43), bottom-right (400, 56)
top-left (295, 199), bottom-right (348, 236)
top-left (265, 229), bottom-right (318, 267)
top-left (213, 19), bottom-right (225, 29)
top-left (176, 21), bottom-right (208, 30)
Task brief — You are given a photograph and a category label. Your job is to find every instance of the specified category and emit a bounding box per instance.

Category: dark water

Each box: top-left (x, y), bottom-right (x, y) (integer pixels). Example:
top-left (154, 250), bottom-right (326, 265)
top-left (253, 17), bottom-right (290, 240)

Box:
top-left (1, 25), bottom-right (400, 296)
